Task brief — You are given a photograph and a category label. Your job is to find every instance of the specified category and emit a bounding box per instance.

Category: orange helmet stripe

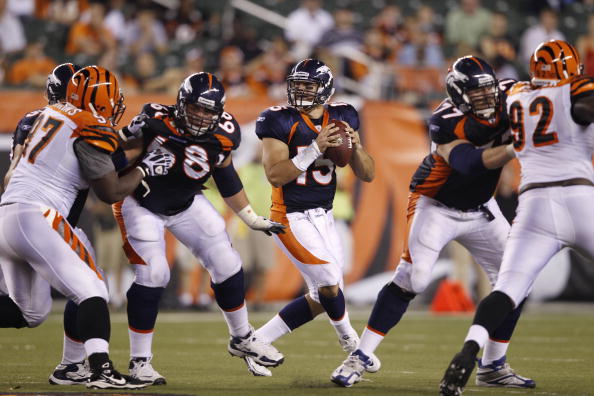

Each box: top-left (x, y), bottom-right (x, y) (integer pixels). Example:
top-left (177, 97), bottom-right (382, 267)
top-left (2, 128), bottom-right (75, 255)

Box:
top-left (468, 56), bottom-right (484, 71)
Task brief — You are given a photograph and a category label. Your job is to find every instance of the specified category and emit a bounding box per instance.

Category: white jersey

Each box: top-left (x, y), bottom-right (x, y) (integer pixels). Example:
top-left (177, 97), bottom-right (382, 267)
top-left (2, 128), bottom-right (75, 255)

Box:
top-left (1, 102), bottom-right (118, 216)
top-left (506, 78), bottom-right (594, 189)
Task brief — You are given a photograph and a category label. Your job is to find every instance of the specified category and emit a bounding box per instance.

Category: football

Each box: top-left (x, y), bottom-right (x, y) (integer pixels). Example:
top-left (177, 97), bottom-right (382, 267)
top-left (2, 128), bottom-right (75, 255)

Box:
top-left (324, 119), bottom-right (353, 167)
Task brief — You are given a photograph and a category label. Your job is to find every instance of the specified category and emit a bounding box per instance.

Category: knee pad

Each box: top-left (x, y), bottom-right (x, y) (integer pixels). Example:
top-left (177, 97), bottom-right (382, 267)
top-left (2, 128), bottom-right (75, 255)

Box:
top-left (393, 260), bottom-right (428, 295)
top-left (409, 262), bottom-right (433, 294)
top-left (22, 305), bottom-right (50, 328)
top-left (202, 241), bottom-right (241, 284)
top-left (134, 258), bottom-right (170, 288)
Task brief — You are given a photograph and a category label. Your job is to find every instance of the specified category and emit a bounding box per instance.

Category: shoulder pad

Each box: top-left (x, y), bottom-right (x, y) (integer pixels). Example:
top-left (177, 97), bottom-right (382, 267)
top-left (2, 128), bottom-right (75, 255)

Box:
top-left (74, 111), bottom-right (119, 154)
top-left (507, 81), bottom-right (531, 96)
top-left (498, 78), bottom-right (517, 94)
top-left (140, 103), bottom-right (174, 119)
top-left (214, 112), bottom-right (241, 150)
top-left (16, 109), bottom-right (43, 133)
top-left (571, 76), bottom-right (594, 101)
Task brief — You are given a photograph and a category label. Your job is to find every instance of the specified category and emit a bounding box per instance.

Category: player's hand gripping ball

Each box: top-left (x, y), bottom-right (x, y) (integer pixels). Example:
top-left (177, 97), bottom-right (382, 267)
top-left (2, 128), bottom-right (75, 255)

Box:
top-left (324, 119), bottom-right (353, 167)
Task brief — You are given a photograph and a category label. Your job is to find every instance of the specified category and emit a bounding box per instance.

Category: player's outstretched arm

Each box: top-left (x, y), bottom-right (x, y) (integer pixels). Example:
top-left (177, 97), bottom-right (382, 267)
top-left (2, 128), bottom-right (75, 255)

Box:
top-left (214, 156), bottom-right (285, 235)
top-left (437, 139), bottom-right (515, 175)
top-left (345, 125), bottom-right (375, 182)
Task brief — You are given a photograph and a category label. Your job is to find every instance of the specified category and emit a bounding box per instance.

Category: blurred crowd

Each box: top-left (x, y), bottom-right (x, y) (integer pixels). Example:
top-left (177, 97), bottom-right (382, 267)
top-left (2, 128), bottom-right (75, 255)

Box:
top-left (1, 0), bottom-right (594, 107)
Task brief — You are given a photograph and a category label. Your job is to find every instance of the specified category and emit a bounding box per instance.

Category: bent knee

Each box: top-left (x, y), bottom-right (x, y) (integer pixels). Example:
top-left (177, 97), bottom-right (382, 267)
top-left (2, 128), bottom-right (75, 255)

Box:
top-left (318, 284), bottom-right (340, 298)
top-left (23, 308), bottom-right (50, 328)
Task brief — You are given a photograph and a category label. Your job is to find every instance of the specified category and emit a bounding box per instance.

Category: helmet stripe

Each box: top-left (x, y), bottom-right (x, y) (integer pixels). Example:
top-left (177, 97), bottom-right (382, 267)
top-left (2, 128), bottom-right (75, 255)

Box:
top-left (207, 72), bottom-right (212, 89)
top-left (104, 69), bottom-right (111, 97)
top-left (88, 66), bottom-right (101, 114)
top-left (468, 56), bottom-right (484, 71)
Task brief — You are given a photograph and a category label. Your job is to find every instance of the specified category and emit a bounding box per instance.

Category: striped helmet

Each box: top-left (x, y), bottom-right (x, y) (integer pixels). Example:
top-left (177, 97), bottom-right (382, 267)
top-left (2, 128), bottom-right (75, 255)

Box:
top-left (530, 40), bottom-right (583, 87)
top-left (66, 65), bottom-right (125, 126)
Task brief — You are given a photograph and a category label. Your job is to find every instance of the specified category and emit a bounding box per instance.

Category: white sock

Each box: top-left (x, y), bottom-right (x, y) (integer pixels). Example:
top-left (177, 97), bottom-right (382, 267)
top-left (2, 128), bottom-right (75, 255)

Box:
top-left (221, 302), bottom-right (250, 337)
top-left (84, 338), bottom-right (109, 356)
top-left (481, 339), bottom-right (509, 365)
top-left (465, 324), bottom-right (489, 349)
top-left (329, 311), bottom-right (356, 337)
top-left (61, 334), bottom-right (86, 364)
top-left (255, 314), bottom-right (291, 344)
top-left (129, 328), bottom-right (154, 358)
top-left (358, 327), bottom-right (384, 357)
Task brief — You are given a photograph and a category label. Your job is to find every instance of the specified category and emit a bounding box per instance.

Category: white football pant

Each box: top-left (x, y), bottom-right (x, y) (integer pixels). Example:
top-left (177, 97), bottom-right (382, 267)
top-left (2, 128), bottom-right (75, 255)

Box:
top-left (115, 194), bottom-right (242, 287)
top-left (495, 185), bottom-right (594, 305)
top-left (272, 208), bottom-right (345, 303)
top-left (393, 194), bottom-right (509, 294)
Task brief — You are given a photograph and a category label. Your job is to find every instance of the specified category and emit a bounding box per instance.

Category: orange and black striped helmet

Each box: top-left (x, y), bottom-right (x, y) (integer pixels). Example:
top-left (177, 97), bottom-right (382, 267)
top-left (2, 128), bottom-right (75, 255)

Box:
top-left (66, 65), bottom-right (125, 126)
top-left (530, 40), bottom-right (583, 86)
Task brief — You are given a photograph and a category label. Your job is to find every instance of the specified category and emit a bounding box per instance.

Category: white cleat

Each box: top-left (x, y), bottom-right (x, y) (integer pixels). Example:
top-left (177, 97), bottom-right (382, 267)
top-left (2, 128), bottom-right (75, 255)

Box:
top-left (228, 326), bottom-right (284, 367)
top-left (243, 356), bottom-right (272, 376)
top-left (339, 332), bottom-right (381, 373)
top-left (129, 356), bottom-right (166, 385)
top-left (49, 361), bottom-right (90, 385)
top-left (331, 350), bottom-right (371, 387)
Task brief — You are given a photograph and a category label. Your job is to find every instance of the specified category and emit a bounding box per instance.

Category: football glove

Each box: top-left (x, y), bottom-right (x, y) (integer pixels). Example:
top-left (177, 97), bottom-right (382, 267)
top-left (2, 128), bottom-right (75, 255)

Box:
top-left (119, 114), bottom-right (148, 141)
top-left (237, 205), bottom-right (286, 236)
top-left (137, 148), bottom-right (174, 178)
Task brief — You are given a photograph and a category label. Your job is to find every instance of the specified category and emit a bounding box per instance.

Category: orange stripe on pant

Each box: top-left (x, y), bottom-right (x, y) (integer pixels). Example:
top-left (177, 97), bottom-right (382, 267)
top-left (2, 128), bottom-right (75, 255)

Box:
top-left (112, 201), bottom-right (147, 265)
top-left (400, 192), bottom-right (421, 265)
top-left (270, 209), bottom-right (328, 265)
top-left (43, 211), bottom-right (103, 280)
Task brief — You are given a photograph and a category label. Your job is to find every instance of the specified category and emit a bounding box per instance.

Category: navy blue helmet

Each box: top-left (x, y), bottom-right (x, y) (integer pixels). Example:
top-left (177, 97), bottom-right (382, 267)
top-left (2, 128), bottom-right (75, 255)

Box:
top-left (287, 58), bottom-right (335, 110)
top-left (175, 72), bottom-right (226, 136)
top-left (46, 63), bottom-right (81, 104)
top-left (446, 56), bottom-right (499, 120)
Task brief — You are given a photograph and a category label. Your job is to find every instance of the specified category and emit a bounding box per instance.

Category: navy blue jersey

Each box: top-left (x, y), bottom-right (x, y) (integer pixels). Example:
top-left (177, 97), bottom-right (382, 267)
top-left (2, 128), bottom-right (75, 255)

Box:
top-left (255, 102), bottom-right (359, 213)
top-left (410, 80), bottom-right (515, 210)
top-left (133, 103), bottom-right (241, 215)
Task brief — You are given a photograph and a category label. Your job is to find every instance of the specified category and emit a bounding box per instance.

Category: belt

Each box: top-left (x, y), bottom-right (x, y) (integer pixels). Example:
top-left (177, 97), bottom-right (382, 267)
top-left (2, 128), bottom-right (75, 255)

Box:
top-left (519, 177), bottom-right (594, 195)
top-left (432, 200), bottom-right (495, 222)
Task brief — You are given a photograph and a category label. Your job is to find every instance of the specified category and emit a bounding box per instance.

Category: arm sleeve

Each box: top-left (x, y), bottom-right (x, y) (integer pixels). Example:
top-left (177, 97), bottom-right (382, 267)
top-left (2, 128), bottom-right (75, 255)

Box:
top-left (571, 76), bottom-right (594, 124)
top-left (448, 143), bottom-right (487, 175)
top-left (73, 139), bottom-right (116, 180)
top-left (212, 161), bottom-right (244, 198)
top-left (255, 109), bottom-right (289, 143)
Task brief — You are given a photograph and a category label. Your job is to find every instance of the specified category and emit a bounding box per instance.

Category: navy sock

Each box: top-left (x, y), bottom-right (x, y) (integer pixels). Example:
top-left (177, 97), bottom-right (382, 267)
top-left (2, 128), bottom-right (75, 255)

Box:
top-left (473, 291), bottom-right (515, 335)
top-left (279, 296), bottom-right (314, 330)
top-left (491, 298), bottom-right (526, 341)
top-left (0, 295), bottom-right (28, 328)
top-left (367, 282), bottom-right (415, 335)
top-left (127, 283), bottom-right (164, 331)
top-left (63, 300), bottom-right (80, 341)
top-left (318, 288), bottom-right (346, 321)
top-left (211, 269), bottom-right (245, 311)
top-left (78, 297), bottom-right (110, 342)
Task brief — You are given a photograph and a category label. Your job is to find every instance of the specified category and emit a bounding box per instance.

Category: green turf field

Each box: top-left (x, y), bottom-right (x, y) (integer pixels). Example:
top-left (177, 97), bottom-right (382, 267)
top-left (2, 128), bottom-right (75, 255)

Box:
top-left (1, 307), bottom-right (593, 395)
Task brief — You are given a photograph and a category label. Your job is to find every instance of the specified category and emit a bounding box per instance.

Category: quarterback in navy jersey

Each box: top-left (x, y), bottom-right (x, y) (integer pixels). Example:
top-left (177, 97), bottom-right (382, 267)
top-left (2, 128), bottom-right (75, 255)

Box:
top-left (115, 72), bottom-right (285, 385)
top-left (331, 56), bottom-right (534, 389)
top-left (250, 59), bottom-right (376, 377)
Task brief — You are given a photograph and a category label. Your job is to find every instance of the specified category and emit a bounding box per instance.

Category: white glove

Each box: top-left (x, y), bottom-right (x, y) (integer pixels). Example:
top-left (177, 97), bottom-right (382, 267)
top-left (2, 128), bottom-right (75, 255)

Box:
top-left (237, 205), bottom-right (286, 236)
top-left (119, 114), bottom-right (148, 141)
top-left (137, 148), bottom-right (175, 177)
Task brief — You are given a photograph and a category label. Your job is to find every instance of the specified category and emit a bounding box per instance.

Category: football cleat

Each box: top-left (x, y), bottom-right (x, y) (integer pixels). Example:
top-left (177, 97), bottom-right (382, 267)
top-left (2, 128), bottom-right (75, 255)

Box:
top-left (338, 332), bottom-right (381, 373)
top-left (87, 360), bottom-right (149, 389)
top-left (439, 350), bottom-right (477, 396)
top-left (228, 326), bottom-right (284, 367)
top-left (243, 356), bottom-right (272, 377)
top-left (476, 356), bottom-right (535, 388)
top-left (129, 356), bottom-right (166, 385)
top-left (48, 361), bottom-right (90, 385)
top-left (331, 349), bottom-right (371, 387)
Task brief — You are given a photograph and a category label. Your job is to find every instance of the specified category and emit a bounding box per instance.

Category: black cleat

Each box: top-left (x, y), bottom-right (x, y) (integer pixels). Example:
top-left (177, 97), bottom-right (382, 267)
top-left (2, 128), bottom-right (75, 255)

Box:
top-left (87, 360), bottom-right (149, 389)
top-left (439, 350), bottom-right (477, 396)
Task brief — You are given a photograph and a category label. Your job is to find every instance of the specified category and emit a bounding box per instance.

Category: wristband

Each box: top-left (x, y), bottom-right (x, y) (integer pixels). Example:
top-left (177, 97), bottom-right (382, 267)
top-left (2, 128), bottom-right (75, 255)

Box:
top-left (291, 140), bottom-right (321, 171)
top-left (237, 204), bottom-right (258, 226)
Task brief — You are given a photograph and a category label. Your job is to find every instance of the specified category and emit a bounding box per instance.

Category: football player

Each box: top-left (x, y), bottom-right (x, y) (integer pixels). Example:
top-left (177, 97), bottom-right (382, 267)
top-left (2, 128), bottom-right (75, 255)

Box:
top-left (331, 56), bottom-right (534, 388)
top-left (114, 72), bottom-right (285, 385)
top-left (250, 58), bottom-right (376, 376)
top-left (440, 40), bottom-right (594, 396)
top-left (1, 63), bottom-right (142, 386)
top-left (0, 65), bottom-right (173, 389)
